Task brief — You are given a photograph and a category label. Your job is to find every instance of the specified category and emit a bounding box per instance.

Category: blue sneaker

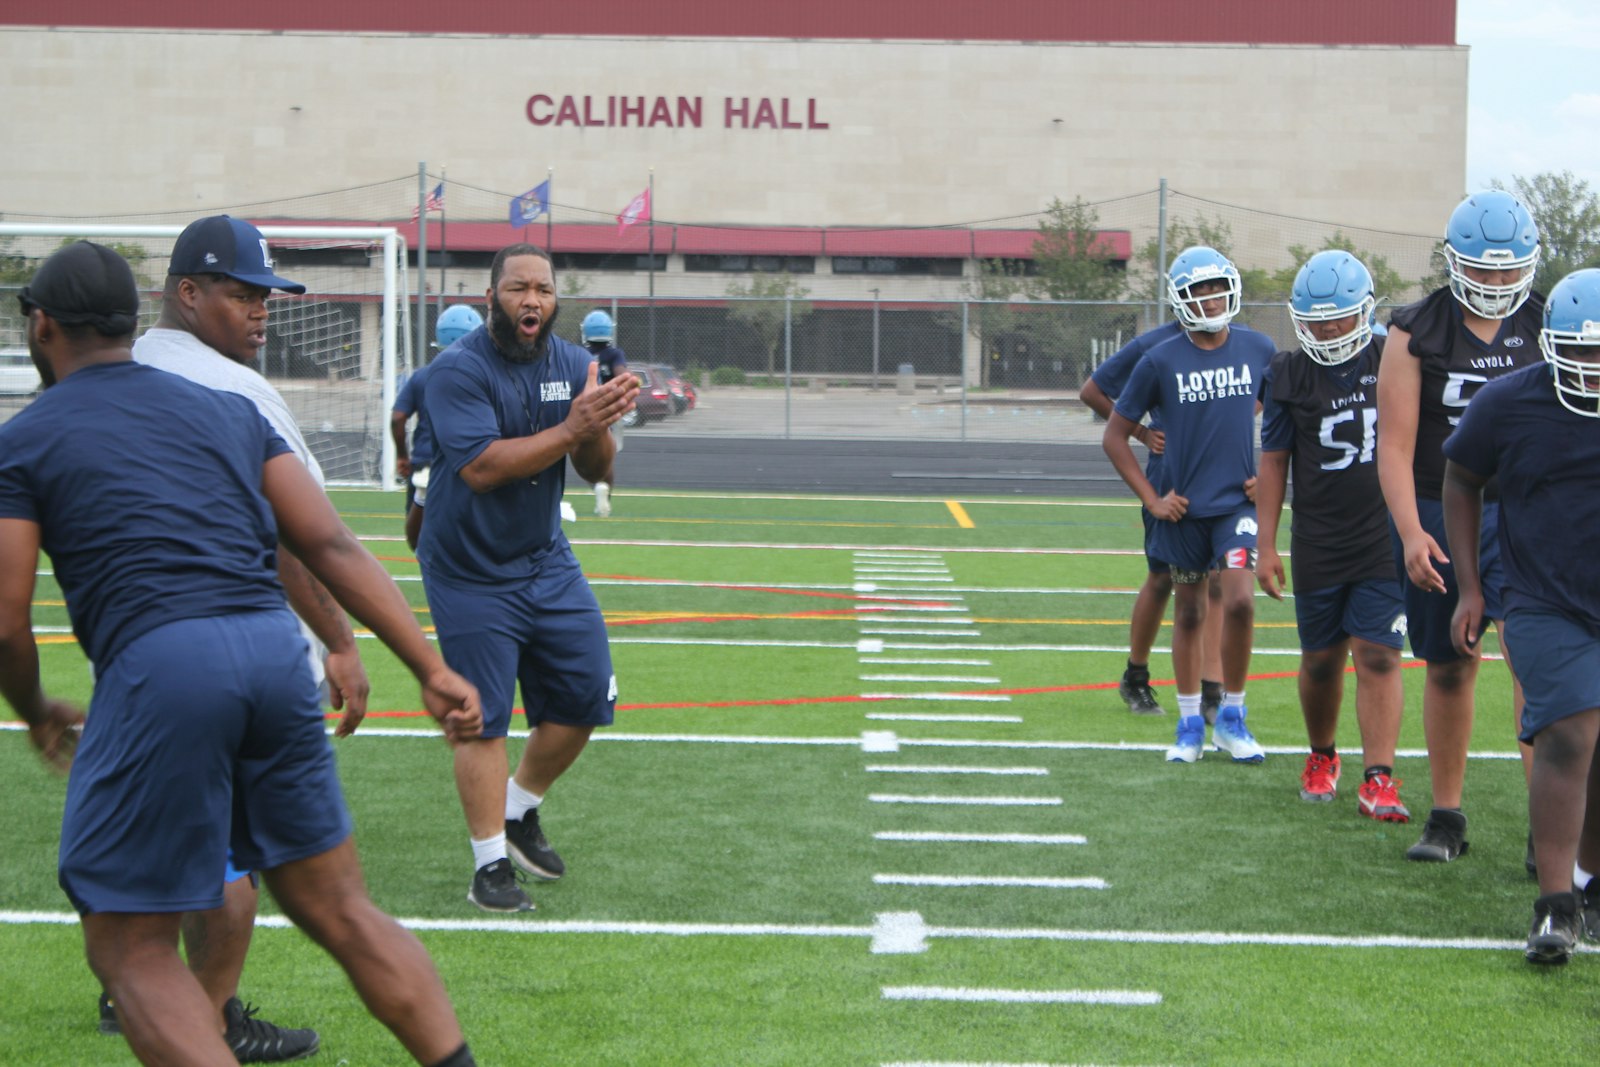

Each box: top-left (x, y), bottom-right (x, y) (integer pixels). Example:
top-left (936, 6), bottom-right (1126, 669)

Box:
top-left (1165, 715), bottom-right (1206, 763)
top-left (1212, 705), bottom-right (1265, 763)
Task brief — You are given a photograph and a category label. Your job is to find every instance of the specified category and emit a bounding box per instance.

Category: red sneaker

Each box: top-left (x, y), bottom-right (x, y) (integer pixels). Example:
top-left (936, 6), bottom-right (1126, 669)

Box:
top-left (1299, 753), bottom-right (1340, 803)
top-left (1357, 773), bottom-right (1411, 823)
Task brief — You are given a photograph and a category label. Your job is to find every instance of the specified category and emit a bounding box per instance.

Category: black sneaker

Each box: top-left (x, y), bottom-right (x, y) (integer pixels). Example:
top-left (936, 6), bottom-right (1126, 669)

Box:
top-left (97, 991), bottom-right (120, 1035)
top-left (506, 807), bottom-right (566, 881)
top-left (1405, 808), bottom-right (1469, 862)
top-left (222, 997), bottom-right (320, 1063)
top-left (1200, 681), bottom-right (1222, 726)
top-left (1116, 671), bottom-right (1164, 716)
top-left (1582, 879), bottom-right (1600, 943)
top-left (468, 857), bottom-right (533, 912)
top-left (1526, 892), bottom-right (1580, 965)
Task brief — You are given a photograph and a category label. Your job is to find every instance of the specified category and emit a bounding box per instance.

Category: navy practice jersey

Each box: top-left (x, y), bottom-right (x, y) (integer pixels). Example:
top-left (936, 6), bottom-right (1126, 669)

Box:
top-left (1260, 342), bottom-right (1395, 591)
top-left (393, 362), bottom-right (436, 468)
top-left (1091, 321), bottom-right (1182, 490)
top-left (1389, 287), bottom-right (1544, 500)
top-left (1115, 324), bottom-right (1275, 517)
top-left (0, 361), bottom-right (290, 672)
top-left (1445, 364), bottom-right (1600, 622)
top-left (419, 326), bottom-right (593, 588)
top-left (591, 344), bottom-right (627, 385)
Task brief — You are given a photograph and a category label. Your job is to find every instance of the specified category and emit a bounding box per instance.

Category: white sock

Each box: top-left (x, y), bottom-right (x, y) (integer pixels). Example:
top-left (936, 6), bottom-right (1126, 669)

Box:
top-left (1176, 693), bottom-right (1202, 720)
top-left (506, 777), bottom-right (543, 822)
top-left (1224, 690), bottom-right (1246, 710)
top-left (471, 832), bottom-right (507, 871)
top-left (1577, 862), bottom-right (1594, 891)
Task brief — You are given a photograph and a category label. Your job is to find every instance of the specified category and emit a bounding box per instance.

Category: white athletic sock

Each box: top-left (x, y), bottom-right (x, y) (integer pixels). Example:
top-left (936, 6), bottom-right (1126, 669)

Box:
top-left (471, 832), bottom-right (507, 871)
top-left (1224, 690), bottom-right (1246, 710)
top-left (1577, 862), bottom-right (1594, 891)
top-left (1177, 693), bottom-right (1202, 719)
top-left (506, 778), bottom-right (543, 822)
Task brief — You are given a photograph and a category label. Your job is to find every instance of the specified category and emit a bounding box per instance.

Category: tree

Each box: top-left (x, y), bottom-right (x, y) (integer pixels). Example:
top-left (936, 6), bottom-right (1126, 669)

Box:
top-left (725, 273), bottom-right (812, 377)
top-left (1492, 171), bottom-right (1600, 294)
top-left (1131, 214), bottom-right (1274, 302)
top-left (1030, 197), bottom-right (1129, 302)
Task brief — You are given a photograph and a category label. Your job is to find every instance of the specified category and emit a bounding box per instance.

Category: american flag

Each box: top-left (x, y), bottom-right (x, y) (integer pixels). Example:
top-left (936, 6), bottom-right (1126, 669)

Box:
top-left (411, 182), bottom-right (444, 221)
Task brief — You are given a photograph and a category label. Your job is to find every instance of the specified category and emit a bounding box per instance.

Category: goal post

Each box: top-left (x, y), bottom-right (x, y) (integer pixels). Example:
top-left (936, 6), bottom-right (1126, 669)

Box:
top-left (0, 223), bottom-right (409, 488)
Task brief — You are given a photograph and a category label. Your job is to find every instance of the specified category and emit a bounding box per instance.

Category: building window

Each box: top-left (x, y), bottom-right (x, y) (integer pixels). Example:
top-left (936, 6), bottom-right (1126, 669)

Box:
top-left (553, 252), bottom-right (668, 271)
top-left (831, 256), bottom-right (964, 276)
top-left (684, 254), bottom-right (815, 273)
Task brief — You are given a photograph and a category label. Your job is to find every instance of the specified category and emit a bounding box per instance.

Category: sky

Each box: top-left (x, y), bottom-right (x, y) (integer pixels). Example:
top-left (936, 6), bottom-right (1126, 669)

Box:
top-left (1458, 0), bottom-right (1600, 194)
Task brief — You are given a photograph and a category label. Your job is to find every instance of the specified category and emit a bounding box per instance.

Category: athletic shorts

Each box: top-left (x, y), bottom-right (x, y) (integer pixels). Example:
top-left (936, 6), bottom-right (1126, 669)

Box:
top-left (1150, 503), bottom-right (1258, 577)
top-left (1502, 608), bottom-right (1600, 743)
top-left (1389, 497), bottom-right (1504, 664)
top-left (58, 611), bottom-right (351, 915)
top-left (1140, 507), bottom-right (1169, 576)
top-left (426, 544), bottom-right (617, 739)
top-left (1294, 579), bottom-right (1407, 653)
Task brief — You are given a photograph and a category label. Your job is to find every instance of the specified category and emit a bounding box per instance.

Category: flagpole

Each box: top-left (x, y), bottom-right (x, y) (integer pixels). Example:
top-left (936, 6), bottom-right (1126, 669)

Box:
top-left (438, 168), bottom-right (447, 325)
top-left (647, 167), bottom-right (656, 361)
top-left (416, 162), bottom-right (428, 378)
top-left (545, 166), bottom-right (554, 253)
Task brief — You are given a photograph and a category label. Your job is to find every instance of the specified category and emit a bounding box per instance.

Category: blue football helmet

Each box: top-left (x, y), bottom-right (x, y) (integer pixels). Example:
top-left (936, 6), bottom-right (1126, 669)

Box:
top-left (435, 304), bottom-right (483, 349)
top-left (1166, 246), bottom-right (1241, 333)
top-left (1288, 250), bottom-right (1376, 366)
top-left (1540, 267), bottom-right (1600, 418)
top-left (1444, 190), bottom-right (1541, 320)
top-left (581, 310), bottom-right (615, 345)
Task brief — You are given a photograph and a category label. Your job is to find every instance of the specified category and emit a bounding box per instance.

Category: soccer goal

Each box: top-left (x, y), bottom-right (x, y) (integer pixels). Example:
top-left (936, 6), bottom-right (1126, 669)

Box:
top-left (0, 223), bottom-right (410, 488)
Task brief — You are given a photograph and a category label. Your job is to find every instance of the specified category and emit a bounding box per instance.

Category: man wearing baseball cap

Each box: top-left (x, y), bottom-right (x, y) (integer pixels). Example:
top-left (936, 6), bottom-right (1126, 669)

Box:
top-left (97, 215), bottom-right (360, 1061)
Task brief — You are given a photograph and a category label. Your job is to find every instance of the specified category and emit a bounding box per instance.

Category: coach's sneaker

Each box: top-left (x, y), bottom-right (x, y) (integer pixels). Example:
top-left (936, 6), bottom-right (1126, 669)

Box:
top-left (1211, 705), bottom-right (1265, 764)
top-left (1165, 715), bottom-right (1206, 764)
top-left (1117, 667), bottom-right (1164, 716)
top-left (507, 807), bottom-right (565, 881)
top-left (1299, 753), bottom-right (1340, 802)
top-left (1405, 808), bottom-right (1468, 862)
top-left (1581, 878), bottom-right (1600, 942)
top-left (468, 858), bottom-right (534, 913)
top-left (593, 481), bottom-right (612, 517)
top-left (1525, 892), bottom-right (1580, 965)
top-left (1356, 773), bottom-right (1410, 823)
top-left (222, 998), bottom-right (320, 1063)
top-left (1200, 680), bottom-right (1223, 726)
top-left (97, 992), bottom-right (120, 1035)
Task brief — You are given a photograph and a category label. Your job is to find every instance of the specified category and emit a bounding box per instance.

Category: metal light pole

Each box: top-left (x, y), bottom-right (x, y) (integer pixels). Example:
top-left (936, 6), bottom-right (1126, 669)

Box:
top-left (870, 287), bottom-right (881, 391)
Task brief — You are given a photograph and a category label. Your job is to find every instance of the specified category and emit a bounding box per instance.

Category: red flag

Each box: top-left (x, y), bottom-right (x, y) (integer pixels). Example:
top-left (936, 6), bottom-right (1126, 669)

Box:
top-left (616, 187), bottom-right (651, 234)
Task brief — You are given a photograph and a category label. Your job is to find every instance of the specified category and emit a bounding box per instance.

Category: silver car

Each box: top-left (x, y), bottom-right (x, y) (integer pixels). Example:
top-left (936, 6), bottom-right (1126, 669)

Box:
top-left (0, 349), bottom-right (40, 395)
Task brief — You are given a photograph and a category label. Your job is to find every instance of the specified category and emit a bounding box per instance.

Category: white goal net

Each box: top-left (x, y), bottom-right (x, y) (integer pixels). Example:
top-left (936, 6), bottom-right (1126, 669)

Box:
top-left (0, 224), bottom-right (408, 487)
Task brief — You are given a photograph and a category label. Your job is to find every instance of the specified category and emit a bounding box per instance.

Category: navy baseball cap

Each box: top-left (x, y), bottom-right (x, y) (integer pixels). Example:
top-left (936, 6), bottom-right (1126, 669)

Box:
top-left (19, 241), bottom-right (141, 336)
top-left (168, 215), bottom-right (306, 294)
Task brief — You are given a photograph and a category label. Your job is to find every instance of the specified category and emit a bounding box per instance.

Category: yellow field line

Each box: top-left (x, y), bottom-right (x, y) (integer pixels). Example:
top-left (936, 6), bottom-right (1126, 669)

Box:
top-left (945, 500), bottom-right (975, 528)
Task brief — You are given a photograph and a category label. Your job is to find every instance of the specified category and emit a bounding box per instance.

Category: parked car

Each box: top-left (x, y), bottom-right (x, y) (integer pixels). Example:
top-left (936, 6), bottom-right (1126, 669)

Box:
top-left (620, 364), bottom-right (674, 427)
top-left (650, 364), bottom-right (694, 414)
top-left (0, 349), bottom-right (41, 396)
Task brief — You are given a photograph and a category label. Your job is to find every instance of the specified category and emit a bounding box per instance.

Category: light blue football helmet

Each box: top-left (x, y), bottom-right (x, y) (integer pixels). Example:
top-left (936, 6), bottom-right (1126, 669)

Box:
top-left (1540, 267), bottom-right (1600, 418)
top-left (435, 304), bottom-right (483, 348)
top-left (1288, 250), bottom-right (1376, 366)
top-left (581, 310), bottom-right (615, 345)
top-left (1166, 246), bottom-right (1241, 333)
top-left (1444, 190), bottom-right (1541, 320)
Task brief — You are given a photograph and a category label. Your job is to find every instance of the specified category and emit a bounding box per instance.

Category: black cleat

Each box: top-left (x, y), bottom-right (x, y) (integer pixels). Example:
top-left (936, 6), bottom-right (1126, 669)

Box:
top-left (506, 807), bottom-right (566, 880)
top-left (1582, 879), bottom-right (1600, 943)
top-left (468, 857), bottom-right (533, 913)
top-left (1405, 808), bottom-right (1469, 862)
top-left (1117, 673), bottom-right (1164, 716)
top-left (223, 998), bottom-right (320, 1063)
top-left (97, 991), bottom-right (120, 1035)
top-left (1526, 892), bottom-right (1580, 965)
top-left (1200, 681), bottom-right (1222, 726)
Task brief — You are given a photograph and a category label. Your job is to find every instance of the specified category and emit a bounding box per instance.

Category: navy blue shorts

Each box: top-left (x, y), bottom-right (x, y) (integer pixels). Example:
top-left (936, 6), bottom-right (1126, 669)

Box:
top-left (1389, 498), bottom-right (1504, 664)
top-left (1294, 579), bottom-right (1407, 652)
top-left (1502, 608), bottom-right (1600, 743)
top-left (1140, 508), bottom-right (1170, 576)
top-left (426, 545), bottom-right (617, 739)
top-left (59, 611), bottom-right (350, 915)
top-left (1150, 503), bottom-right (1258, 578)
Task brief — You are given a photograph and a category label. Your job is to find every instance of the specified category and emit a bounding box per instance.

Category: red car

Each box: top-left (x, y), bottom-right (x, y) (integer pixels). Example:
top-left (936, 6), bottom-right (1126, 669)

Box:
top-left (621, 365), bottom-right (674, 427)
